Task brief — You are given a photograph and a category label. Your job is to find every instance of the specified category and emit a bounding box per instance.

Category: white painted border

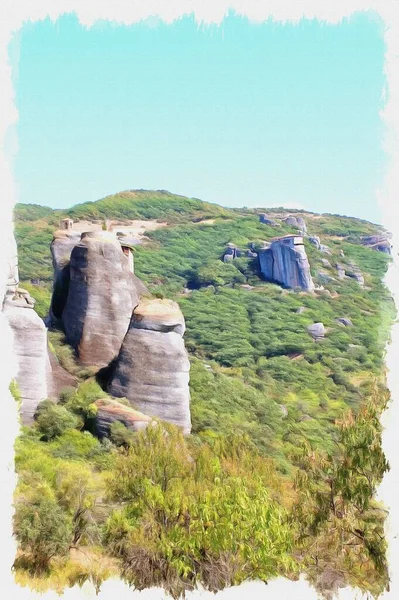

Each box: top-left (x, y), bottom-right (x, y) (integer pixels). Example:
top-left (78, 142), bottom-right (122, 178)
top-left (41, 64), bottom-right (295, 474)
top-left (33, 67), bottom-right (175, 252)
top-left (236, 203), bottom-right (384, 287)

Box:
top-left (0, 1), bottom-right (398, 598)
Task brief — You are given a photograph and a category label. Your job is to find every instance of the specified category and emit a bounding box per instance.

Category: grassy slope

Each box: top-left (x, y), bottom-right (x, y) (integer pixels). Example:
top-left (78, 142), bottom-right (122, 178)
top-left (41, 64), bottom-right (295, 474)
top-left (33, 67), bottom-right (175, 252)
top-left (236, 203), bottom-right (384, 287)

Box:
top-left (12, 191), bottom-right (395, 596)
top-left (14, 191), bottom-right (395, 469)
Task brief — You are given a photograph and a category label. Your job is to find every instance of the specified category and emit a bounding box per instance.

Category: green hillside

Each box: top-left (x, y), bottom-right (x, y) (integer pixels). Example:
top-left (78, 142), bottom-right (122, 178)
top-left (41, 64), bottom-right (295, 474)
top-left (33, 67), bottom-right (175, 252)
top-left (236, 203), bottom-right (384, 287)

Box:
top-left (12, 191), bottom-right (395, 598)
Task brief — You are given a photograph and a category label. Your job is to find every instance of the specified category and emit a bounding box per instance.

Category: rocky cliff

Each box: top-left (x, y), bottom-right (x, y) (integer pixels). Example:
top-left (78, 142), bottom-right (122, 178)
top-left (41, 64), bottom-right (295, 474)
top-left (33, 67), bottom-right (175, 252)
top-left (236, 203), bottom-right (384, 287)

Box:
top-left (2, 232), bottom-right (53, 424)
top-left (56, 231), bottom-right (148, 367)
top-left (258, 235), bottom-right (315, 291)
top-left (108, 299), bottom-right (191, 434)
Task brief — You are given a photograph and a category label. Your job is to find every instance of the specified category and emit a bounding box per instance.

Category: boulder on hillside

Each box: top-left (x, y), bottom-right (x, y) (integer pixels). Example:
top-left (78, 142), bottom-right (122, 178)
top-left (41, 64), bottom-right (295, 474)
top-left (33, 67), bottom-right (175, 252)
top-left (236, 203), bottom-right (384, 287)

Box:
top-left (307, 322), bottom-right (326, 340)
top-left (108, 299), bottom-right (191, 434)
top-left (259, 214), bottom-right (279, 226)
top-left (62, 231), bottom-right (148, 368)
top-left (94, 397), bottom-right (153, 439)
top-left (336, 317), bottom-right (353, 327)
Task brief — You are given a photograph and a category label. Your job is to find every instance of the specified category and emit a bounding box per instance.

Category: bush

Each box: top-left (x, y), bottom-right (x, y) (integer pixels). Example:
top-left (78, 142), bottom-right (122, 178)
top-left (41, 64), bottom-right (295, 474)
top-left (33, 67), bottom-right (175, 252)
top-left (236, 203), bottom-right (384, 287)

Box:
top-left (35, 401), bottom-right (81, 440)
top-left (13, 494), bottom-right (73, 572)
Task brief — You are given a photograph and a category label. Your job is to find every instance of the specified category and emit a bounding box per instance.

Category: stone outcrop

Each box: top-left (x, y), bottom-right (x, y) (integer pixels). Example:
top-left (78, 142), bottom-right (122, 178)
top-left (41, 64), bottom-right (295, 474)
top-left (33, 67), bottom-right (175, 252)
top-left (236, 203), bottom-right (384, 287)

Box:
top-left (109, 299), bottom-right (191, 434)
top-left (50, 229), bottom-right (82, 321)
top-left (361, 235), bottom-right (392, 255)
top-left (308, 236), bottom-right (321, 249)
top-left (307, 322), bottom-right (326, 340)
top-left (94, 397), bottom-right (152, 438)
top-left (336, 317), bottom-right (353, 327)
top-left (2, 232), bottom-right (54, 424)
top-left (336, 263), bottom-right (346, 280)
top-left (258, 235), bottom-right (315, 291)
top-left (259, 214), bottom-right (279, 227)
top-left (282, 215), bottom-right (307, 233)
top-left (223, 244), bottom-right (257, 262)
top-left (61, 231), bottom-right (148, 367)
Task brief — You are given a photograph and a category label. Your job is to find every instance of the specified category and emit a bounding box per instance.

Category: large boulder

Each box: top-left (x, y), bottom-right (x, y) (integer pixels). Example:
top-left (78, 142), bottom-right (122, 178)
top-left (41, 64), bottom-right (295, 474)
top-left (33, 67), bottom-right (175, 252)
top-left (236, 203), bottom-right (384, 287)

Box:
top-left (62, 231), bottom-right (148, 368)
top-left (109, 299), bottom-right (191, 434)
top-left (307, 322), bottom-right (326, 340)
top-left (258, 235), bottom-right (314, 291)
top-left (94, 397), bottom-right (152, 439)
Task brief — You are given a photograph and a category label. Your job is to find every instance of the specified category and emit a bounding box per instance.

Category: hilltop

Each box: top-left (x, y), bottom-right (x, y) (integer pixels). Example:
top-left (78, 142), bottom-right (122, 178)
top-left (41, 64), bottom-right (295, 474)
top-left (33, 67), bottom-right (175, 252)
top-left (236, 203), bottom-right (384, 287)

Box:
top-left (11, 190), bottom-right (395, 598)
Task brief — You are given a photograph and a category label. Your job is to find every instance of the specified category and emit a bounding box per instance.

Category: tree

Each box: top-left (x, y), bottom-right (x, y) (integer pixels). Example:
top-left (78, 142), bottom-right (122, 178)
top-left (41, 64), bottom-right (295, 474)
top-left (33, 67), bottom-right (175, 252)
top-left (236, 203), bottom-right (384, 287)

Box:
top-left (34, 400), bottom-right (81, 440)
top-left (291, 381), bottom-right (390, 598)
top-left (13, 494), bottom-right (73, 572)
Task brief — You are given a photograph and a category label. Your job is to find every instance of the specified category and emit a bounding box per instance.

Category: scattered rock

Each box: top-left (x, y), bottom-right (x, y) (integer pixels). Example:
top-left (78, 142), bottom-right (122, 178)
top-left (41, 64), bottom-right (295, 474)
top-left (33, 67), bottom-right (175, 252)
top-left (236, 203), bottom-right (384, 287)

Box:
top-left (308, 236), bottom-right (321, 249)
top-left (335, 263), bottom-right (346, 280)
top-left (259, 214), bottom-right (279, 226)
top-left (307, 322), bottom-right (326, 340)
top-left (296, 306), bottom-right (306, 314)
top-left (336, 317), bottom-right (353, 327)
top-left (278, 404), bottom-right (288, 418)
top-left (321, 258), bottom-right (331, 268)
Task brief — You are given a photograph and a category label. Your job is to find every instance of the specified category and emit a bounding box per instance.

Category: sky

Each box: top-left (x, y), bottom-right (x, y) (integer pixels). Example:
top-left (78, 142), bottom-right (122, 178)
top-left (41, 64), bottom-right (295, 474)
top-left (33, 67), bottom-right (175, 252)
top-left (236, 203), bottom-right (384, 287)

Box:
top-left (8, 11), bottom-right (387, 223)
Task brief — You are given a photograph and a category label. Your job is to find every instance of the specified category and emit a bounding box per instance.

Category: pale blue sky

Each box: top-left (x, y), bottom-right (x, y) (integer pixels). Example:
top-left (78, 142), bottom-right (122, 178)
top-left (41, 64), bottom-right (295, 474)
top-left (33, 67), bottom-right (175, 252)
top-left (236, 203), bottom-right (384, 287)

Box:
top-left (9, 12), bottom-right (386, 222)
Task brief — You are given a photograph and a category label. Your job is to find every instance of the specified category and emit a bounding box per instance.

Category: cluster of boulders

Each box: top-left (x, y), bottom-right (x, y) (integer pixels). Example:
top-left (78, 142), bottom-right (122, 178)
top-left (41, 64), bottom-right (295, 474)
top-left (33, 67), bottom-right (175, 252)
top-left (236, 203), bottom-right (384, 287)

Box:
top-left (49, 224), bottom-right (192, 434)
top-left (223, 243), bottom-right (257, 262)
top-left (259, 213), bottom-right (307, 233)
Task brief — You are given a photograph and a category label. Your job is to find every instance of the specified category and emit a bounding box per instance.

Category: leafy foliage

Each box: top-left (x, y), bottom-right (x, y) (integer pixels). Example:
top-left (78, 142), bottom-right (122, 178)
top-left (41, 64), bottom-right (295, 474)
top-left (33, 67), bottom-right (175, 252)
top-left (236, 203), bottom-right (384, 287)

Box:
top-left (12, 191), bottom-right (395, 597)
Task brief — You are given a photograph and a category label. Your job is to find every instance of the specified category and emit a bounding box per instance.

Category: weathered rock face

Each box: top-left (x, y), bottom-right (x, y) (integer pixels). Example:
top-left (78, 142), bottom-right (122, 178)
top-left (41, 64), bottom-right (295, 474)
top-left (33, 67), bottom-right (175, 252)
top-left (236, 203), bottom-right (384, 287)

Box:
top-left (62, 231), bottom-right (148, 368)
top-left (50, 230), bottom-right (81, 320)
top-left (109, 299), bottom-right (191, 434)
top-left (3, 301), bottom-right (50, 424)
top-left (94, 398), bottom-right (152, 438)
top-left (258, 236), bottom-right (314, 291)
top-left (361, 235), bottom-right (392, 254)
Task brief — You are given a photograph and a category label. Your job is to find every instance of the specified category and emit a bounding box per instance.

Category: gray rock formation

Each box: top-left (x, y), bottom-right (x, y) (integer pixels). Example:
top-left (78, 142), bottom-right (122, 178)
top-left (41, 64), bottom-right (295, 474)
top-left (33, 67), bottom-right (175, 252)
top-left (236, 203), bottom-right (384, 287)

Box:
top-left (4, 300), bottom-right (50, 424)
top-left (361, 234), bottom-right (392, 255)
top-left (321, 259), bottom-right (332, 268)
top-left (258, 235), bottom-right (315, 291)
top-left (109, 299), bottom-right (191, 434)
top-left (320, 244), bottom-right (332, 255)
top-left (307, 322), bottom-right (326, 340)
top-left (282, 215), bottom-right (307, 233)
top-left (336, 263), bottom-right (346, 280)
top-left (308, 236), bottom-right (321, 249)
top-left (50, 230), bottom-right (82, 321)
top-left (223, 243), bottom-right (237, 262)
top-left (62, 231), bottom-right (148, 368)
top-left (316, 271), bottom-right (335, 284)
top-left (346, 264), bottom-right (364, 286)
top-left (259, 214), bottom-right (279, 226)
top-left (336, 317), bottom-right (353, 327)
top-left (94, 397), bottom-right (152, 439)
top-left (2, 234), bottom-right (54, 424)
